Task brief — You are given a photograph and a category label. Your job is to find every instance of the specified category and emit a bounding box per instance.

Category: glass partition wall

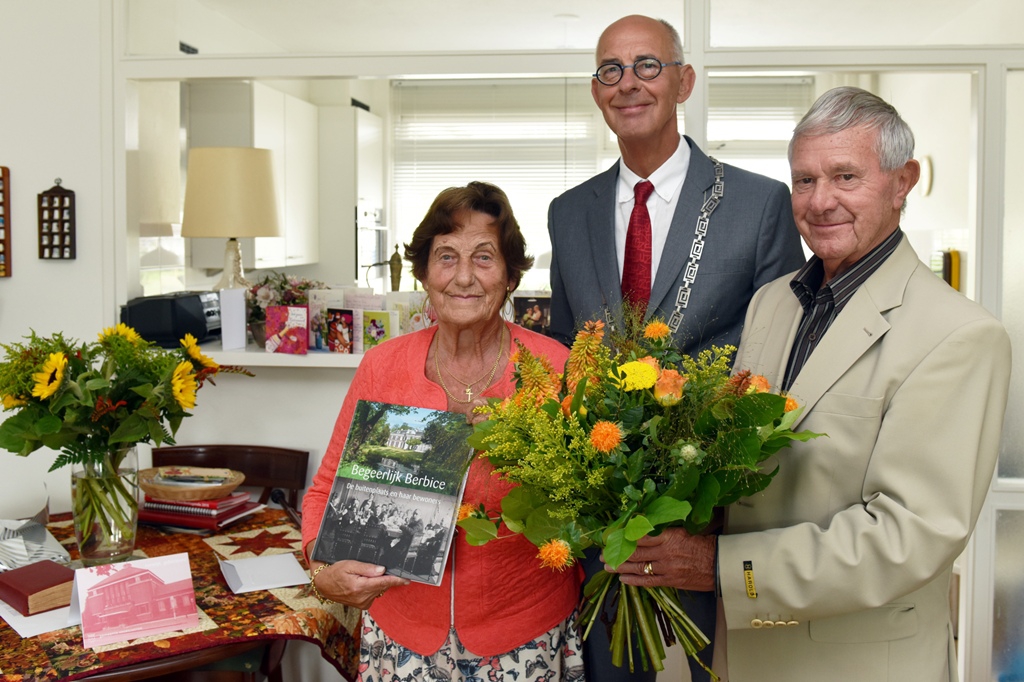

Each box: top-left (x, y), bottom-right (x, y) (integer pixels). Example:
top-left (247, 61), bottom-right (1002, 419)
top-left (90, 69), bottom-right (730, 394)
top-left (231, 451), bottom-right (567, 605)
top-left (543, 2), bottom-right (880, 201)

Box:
top-left (117, 2), bottom-right (1022, 678)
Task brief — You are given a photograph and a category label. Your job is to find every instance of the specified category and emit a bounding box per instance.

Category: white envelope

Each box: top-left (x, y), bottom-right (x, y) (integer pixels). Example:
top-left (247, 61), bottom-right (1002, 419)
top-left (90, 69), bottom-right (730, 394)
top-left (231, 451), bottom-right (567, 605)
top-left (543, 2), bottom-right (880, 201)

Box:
top-left (219, 552), bottom-right (309, 594)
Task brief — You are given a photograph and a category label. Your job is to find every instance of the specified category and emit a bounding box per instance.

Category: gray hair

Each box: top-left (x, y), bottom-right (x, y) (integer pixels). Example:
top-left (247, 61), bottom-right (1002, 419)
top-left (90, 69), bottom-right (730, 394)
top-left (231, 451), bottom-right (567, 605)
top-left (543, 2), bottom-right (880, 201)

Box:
top-left (790, 86), bottom-right (915, 171)
top-left (659, 19), bottom-right (683, 64)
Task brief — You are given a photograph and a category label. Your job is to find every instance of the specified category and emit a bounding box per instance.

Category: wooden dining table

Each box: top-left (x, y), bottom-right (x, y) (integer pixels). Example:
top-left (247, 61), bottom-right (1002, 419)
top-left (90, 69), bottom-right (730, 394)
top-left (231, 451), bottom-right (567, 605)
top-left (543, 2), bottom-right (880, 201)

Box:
top-left (0, 508), bottom-right (360, 681)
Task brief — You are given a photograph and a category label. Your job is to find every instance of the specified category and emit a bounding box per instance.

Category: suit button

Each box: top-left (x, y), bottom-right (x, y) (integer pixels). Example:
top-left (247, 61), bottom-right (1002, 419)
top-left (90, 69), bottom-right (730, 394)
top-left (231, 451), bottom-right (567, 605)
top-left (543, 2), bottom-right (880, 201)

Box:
top-left (762, 620), bottom-right (775, 628)
top-left (787, 620), bottom-right (799, 627)
top-left (774, 620), bottom-right (787, 628)
top-left (751, 619), bottom-right (763, 628)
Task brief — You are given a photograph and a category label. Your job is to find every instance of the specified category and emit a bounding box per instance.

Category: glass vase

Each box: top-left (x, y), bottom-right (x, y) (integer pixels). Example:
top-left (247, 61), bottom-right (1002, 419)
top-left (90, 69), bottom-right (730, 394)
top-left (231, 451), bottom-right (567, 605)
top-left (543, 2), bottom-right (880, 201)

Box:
top-left (71, 447), bottom-right (139, 566)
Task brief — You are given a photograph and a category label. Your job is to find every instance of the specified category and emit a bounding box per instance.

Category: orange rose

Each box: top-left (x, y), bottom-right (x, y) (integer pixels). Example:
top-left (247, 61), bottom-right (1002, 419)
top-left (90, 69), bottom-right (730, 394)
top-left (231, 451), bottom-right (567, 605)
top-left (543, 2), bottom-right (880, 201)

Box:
top-left (654, 369), bottom-right (686, 406)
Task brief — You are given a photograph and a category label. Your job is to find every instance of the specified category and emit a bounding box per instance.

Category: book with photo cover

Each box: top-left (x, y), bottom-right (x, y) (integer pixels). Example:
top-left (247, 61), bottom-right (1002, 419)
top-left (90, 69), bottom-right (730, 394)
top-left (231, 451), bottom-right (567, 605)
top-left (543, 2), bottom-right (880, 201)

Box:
top-left (311, 400), bottom-right (475, 586)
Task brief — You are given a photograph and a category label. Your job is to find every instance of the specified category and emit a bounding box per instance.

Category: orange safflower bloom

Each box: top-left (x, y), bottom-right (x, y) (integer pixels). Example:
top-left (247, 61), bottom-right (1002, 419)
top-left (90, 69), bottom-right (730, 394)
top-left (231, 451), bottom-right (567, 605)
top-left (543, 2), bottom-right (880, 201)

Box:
top-left (746, 375), bottom-right (771, 394)
top-left (643, 321), bottom-right (671, 340)
top-left (654, 369), bottom-right (686, 406)
top-left (457, 503), bottom-right (475, 522)
top-left (590, 421), bottom-right (623, 453)
top-left (537, 539), bottom-right (574, 571)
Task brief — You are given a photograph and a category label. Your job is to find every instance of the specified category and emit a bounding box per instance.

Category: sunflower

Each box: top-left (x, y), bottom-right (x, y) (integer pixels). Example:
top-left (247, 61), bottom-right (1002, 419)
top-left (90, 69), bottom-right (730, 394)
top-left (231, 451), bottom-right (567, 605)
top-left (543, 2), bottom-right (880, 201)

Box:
top-left (537, 539), bottom-right (574, 571)
top-left (2, 394), bottom-right (27, 409)
top-left (98, 323), bottom-right (142, 344)
top-left (31, 352), bottom-right (67, 400)
top-left (171, 361), bottom-right (198, 410)
top-left (181, 334), bottom-right (219, 371)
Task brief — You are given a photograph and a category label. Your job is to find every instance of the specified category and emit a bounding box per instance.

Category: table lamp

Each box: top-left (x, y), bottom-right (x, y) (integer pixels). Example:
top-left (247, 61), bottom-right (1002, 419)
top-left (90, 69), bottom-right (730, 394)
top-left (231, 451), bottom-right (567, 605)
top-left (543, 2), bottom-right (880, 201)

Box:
top-left (181, 147), bottom-right (281, 290)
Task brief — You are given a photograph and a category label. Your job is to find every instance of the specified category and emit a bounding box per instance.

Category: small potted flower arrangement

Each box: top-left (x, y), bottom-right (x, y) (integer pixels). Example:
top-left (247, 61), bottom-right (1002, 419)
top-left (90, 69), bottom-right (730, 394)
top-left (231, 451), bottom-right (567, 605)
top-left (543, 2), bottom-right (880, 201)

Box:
top-left (246, 271), bottom-right (326, 347)
top-left (0, 324), bottom-right (251, 565)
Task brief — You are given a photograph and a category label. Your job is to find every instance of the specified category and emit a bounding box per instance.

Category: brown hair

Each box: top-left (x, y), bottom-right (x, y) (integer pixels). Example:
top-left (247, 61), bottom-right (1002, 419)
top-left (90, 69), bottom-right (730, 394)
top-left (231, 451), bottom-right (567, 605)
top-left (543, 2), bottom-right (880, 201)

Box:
top-left (404, 181), bottom-right (533, 288)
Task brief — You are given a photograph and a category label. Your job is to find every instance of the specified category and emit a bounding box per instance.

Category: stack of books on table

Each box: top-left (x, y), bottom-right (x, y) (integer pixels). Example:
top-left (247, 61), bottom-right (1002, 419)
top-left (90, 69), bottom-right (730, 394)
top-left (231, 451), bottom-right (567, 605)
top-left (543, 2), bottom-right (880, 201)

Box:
top-left (139, 491), bottom-right (264, 532)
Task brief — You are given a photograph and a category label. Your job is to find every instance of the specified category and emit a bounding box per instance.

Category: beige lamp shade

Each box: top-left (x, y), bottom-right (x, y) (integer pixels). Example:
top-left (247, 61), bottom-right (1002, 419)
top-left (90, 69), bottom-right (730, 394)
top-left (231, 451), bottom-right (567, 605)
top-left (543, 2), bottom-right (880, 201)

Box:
top-left (181, 147), bottom-right (282, 238)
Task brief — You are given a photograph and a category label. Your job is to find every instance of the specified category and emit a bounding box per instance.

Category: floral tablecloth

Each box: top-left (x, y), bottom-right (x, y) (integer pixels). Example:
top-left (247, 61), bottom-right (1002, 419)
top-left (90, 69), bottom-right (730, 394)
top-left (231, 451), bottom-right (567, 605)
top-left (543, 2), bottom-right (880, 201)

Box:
top-left (0, 509), bottom-right (360, 681)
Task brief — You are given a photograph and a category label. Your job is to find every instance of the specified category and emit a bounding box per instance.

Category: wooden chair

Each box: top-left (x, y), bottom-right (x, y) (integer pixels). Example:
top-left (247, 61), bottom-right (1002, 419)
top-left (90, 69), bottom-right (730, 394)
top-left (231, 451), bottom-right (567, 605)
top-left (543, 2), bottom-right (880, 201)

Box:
top-left (94, 444), bottom-right (311, 682)
top-left (152, 444), bottom-right (309, 510)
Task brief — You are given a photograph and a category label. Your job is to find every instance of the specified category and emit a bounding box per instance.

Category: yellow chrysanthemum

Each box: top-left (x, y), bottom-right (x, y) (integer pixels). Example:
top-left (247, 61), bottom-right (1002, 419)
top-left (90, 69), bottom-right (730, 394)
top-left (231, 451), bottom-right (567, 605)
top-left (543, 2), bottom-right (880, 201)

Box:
top-left (616, 361), bottom-right (659, 391)
top-left (2, 394), bottom-right (27, 409)
top-left (171, 360), bottom-right (198, 410)
top-left (181, 333), bottom-right (219, 370)
top-left (31, 352), bottom-right (67, 400)
top-left (643, 320), bottom-right (671, 340)
top-left (590, 420), bottom-right (623, 453)
top-left (99, 322), bottom-right (142, 344)
top-left (537, 539), bottom-right (573, 571)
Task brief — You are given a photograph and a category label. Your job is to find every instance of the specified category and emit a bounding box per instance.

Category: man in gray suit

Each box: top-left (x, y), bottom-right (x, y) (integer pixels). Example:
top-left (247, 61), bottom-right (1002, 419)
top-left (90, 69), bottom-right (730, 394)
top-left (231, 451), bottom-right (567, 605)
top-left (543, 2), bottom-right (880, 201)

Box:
top-left (547, 15), bottom-right (804, 682)
top-left (547, 14), bottom-right (804, 355)
top-left (614, 87), bottom-right (1010, 681)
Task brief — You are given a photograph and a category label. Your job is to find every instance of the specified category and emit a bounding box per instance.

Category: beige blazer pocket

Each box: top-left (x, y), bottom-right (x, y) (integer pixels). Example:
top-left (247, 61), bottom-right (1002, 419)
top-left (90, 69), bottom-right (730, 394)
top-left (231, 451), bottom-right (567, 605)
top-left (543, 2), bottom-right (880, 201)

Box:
top-left (809, 603), bottom-right (918, 643)
top-left (811, 392), bottom-right (884, 418)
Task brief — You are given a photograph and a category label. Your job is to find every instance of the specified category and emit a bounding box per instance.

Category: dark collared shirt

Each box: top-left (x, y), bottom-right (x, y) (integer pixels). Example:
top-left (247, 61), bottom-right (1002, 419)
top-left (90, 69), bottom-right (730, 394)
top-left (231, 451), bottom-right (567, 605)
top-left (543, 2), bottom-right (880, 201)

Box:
top-left (782, 228), bottom-right (904, 391)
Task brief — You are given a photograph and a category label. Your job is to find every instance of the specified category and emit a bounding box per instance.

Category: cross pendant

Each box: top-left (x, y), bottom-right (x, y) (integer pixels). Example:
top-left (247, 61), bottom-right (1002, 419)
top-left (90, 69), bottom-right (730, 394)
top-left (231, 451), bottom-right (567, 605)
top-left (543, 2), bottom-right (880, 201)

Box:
top-left (465, 387), bottom-right (474, 401)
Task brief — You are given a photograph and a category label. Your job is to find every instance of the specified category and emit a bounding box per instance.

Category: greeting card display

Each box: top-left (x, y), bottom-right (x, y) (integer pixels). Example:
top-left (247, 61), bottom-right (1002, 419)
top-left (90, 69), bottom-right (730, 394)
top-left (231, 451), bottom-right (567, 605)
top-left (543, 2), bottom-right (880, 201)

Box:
top-left (386, 291), bottom-right (435, 334)
top-left (307, 289), bottom-right (348, 351)
top-left (361, 310), bottom-right (398, 352)
top-left (325, 308), bottom-right (355, 353)
top-left (265, 305), bottom-right (309, 354)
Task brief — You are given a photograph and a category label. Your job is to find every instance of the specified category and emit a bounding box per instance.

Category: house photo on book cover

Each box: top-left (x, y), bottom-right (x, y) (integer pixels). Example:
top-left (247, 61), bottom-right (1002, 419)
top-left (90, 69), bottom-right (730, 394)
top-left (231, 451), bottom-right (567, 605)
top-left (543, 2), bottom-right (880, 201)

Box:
top-left (311, 400), bottom-right (474, 586)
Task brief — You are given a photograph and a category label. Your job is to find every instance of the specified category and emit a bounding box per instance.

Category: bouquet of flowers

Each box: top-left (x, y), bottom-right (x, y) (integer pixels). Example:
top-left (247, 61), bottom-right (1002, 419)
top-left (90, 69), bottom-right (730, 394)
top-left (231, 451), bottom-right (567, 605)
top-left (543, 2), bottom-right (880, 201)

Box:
top-left (458, 317), bottom-right (822, 676)
top-left (0, 324), bottom-right (251, 561)
top-left (246, 271), bottom-right (327, 325)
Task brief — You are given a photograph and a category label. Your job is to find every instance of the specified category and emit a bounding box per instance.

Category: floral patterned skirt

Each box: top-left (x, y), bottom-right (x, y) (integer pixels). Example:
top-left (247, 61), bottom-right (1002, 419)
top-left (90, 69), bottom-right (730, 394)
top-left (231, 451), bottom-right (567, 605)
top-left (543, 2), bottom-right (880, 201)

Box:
top-left (357, 609), bottom-right (586, 682)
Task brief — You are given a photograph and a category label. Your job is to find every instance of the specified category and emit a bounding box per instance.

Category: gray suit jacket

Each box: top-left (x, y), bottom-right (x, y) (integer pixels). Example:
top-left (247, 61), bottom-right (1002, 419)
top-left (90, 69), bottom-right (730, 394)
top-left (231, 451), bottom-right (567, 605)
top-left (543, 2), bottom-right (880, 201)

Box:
top-left (547, 136), bottom-right (805, 353)
top-left (719, 237), bottom-right (1011, 682)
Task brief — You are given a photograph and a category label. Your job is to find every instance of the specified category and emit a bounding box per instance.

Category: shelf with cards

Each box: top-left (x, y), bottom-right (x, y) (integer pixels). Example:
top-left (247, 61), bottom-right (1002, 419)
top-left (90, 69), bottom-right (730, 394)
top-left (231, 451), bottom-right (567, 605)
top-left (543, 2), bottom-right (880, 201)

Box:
top-left (202, 340), bottom-right (363, 369)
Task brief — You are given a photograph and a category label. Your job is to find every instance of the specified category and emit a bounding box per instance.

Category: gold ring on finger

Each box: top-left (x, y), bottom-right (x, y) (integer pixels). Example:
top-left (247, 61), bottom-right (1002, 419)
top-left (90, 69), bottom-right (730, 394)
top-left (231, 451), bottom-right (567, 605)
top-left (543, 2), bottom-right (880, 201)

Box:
top-left (643, 561), bottom-right (654, 576)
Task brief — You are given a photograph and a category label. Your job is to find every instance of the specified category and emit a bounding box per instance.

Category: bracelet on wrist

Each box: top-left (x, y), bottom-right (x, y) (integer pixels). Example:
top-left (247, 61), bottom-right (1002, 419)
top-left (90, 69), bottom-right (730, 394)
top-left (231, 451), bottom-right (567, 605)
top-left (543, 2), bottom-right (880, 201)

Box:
top-left (310, 563), bottom-right (334, 604)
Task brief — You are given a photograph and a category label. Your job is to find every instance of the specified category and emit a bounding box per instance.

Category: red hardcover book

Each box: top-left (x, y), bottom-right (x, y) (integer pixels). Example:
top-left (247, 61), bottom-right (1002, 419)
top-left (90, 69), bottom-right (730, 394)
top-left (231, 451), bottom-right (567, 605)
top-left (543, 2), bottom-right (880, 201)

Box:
top-left (138, 501), bottom-right (265, 531)
top-left (142, 491), bottom-right (250, 516)
top-left (0, 559), bottom-right (75, 616)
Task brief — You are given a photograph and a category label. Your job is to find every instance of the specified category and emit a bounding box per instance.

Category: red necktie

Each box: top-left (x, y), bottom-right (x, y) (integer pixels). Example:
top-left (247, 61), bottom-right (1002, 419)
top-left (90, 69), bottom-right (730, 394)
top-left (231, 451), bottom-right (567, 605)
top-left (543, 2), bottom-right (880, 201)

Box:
top-left (621, 180), bottom-right (654, 313)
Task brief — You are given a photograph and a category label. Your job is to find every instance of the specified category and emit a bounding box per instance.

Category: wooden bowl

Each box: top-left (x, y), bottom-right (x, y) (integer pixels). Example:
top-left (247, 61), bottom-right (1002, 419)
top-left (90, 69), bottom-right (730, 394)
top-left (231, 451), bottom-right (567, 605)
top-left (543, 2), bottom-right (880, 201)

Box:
top-left (139, 467), bottom-right (245, 501)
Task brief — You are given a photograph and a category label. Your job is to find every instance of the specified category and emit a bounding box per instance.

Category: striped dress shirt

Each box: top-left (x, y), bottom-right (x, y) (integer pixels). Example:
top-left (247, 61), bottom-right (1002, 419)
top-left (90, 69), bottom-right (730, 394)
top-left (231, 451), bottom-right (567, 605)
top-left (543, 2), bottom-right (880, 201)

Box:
top-left (782, 228), bottom-right (904, 391)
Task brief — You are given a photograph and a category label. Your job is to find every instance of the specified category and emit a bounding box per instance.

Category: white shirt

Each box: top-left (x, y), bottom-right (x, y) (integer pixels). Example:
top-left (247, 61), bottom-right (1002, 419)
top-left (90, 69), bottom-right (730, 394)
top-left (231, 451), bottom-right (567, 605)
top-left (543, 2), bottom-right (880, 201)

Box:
top-left (615, 136), bottom-right (691, 285)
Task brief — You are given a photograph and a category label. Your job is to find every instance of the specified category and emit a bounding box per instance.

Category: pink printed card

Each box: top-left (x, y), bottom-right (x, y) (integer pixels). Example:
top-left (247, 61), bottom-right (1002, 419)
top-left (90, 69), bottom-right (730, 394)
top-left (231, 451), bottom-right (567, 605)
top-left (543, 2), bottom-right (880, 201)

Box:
top-left (74, 553), bottom-right (198, 648)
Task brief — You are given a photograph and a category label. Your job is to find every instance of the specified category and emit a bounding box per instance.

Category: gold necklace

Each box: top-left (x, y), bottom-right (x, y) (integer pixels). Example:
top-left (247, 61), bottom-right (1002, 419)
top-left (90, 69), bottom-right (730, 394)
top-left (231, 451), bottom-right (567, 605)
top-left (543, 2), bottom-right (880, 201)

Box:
top-left (434, 325), bottom-right (507, 404)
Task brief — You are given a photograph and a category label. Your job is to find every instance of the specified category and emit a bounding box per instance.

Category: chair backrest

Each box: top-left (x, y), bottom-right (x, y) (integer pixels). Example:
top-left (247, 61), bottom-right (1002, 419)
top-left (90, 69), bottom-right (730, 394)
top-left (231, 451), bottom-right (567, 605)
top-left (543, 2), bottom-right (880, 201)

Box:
top-left (152, 444), bottom-right (309, 508)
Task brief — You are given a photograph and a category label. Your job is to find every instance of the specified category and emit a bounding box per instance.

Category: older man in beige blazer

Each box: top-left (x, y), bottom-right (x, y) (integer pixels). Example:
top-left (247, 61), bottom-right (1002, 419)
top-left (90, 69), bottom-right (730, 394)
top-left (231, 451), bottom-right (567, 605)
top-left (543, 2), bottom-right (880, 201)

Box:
top-left (611, 86), bottom-right (1011, 681)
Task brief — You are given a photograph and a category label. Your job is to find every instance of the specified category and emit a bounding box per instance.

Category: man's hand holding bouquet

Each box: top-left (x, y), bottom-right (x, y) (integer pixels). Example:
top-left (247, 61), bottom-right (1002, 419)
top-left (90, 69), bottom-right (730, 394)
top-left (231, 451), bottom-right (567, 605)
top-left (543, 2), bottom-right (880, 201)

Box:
top-left (458, 316), bottom-right (822, 676)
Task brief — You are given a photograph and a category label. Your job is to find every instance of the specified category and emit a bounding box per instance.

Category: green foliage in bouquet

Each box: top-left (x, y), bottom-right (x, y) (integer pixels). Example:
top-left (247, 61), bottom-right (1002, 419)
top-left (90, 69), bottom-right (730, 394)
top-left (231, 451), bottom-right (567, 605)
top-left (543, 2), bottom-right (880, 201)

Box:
top-left (458, 317), bottom-right (822, 676)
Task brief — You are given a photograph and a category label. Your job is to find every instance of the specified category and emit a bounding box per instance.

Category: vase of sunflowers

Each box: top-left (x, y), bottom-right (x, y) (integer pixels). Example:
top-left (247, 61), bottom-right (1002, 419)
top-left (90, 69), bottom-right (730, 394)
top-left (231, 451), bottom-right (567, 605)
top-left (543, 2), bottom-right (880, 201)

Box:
top-left (0, 324), bottom-right (250, 565)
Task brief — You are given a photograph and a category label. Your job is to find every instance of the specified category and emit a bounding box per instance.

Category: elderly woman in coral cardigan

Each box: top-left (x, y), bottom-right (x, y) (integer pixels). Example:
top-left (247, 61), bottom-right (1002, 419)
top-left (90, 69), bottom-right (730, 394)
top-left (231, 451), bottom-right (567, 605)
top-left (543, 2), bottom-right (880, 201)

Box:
top-left (302, 181), bottom-right (584, 682)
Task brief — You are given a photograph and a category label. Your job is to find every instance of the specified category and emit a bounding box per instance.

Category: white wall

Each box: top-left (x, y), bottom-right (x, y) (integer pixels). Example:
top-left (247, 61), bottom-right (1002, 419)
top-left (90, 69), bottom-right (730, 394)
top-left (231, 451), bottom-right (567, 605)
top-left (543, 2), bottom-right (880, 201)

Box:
top-left (0, 1), bottom-right (110, 510)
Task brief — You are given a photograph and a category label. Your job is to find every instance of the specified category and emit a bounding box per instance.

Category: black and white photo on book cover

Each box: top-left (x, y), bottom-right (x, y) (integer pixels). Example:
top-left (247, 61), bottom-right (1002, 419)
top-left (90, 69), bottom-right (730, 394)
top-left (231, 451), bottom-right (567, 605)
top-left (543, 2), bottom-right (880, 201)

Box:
top-left (311, 400), bottom-right (475, 586)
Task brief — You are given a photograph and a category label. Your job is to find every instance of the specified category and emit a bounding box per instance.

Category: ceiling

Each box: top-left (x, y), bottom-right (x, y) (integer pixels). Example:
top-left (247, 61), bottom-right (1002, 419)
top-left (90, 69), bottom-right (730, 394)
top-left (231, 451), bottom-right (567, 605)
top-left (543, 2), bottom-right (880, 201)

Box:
top-left (165, 0), bottom-right (1024, 57)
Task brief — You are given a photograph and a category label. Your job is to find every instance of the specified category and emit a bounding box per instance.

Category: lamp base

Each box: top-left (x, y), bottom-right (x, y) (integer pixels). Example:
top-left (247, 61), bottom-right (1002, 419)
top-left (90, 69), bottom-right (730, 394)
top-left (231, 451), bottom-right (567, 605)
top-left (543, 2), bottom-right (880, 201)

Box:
top-left (212, 238), bottom-right (251, 291)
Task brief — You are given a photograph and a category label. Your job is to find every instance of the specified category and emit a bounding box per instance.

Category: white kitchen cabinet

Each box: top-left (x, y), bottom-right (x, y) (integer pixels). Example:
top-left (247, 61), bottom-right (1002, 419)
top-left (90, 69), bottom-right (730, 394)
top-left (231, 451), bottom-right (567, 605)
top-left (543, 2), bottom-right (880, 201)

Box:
top-left (187, 81), bottom-right (319, 269)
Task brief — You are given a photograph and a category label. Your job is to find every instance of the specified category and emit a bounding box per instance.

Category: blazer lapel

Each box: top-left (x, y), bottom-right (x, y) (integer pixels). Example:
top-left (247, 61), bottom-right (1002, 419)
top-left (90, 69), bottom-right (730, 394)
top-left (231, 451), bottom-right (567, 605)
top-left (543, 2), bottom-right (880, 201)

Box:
top-left (586, 163), bottom-right (626, 311)
top-left (786, 238), bottom-right (917, 427)
top-left (650, 137), bottom-right (715, 315)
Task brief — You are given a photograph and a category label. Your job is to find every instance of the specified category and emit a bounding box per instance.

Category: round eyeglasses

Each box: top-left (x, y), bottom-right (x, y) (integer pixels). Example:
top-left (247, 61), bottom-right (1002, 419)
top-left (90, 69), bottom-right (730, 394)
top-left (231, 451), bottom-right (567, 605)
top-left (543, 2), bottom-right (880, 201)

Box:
top-left (593, 58), bottom-right (683, 86)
